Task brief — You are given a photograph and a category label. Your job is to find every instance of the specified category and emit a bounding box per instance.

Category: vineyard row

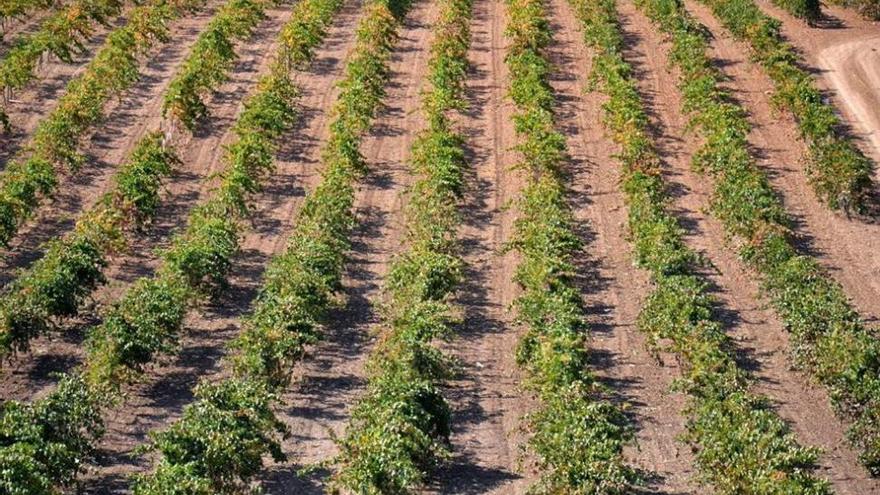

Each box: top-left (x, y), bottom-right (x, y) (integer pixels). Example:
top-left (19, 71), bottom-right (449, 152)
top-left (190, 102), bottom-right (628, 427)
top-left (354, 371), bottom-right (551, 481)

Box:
top-left (133, 0), bottom-right (349, 489)
top-left (504, 0), bottom-right (640, 491)
top-left (573, 0), bottom-right (831, 490)
top-left (330, 0), bottom-right (472, 490)
top-left (645, 0), bottom-right (880, 475)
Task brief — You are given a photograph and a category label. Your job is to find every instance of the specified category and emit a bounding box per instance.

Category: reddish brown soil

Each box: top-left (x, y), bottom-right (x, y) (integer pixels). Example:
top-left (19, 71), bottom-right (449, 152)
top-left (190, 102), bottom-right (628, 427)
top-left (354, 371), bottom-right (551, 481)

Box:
top-left (818, 37), bottom-right (880, 163)
top-left (0, 6), bottom-right (137, 168)
top-left (430, 0), bottom-right (533, 491)
top-left (260, 0), bottom-right (438, 490)
top-left (2, 0), bottom-right (880, 490)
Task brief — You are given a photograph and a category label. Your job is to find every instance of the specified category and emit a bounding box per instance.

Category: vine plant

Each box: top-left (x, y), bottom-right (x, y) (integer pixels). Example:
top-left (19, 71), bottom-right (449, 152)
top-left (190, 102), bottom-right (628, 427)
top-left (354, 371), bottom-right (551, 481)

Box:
top-left (571, 0), bottom-right (830, 490)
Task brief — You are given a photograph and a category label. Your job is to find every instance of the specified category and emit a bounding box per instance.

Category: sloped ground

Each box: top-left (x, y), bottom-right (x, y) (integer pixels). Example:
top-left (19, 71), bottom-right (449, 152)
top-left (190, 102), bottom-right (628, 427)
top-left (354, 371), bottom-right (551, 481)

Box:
top-left (1, 0), bottom-right (879, 491)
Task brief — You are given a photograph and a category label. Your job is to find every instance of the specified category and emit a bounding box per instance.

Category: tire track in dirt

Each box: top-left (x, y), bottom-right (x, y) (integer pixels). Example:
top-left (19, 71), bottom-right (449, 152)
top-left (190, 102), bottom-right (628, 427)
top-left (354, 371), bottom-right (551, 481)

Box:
top-left (753, 0), bottom-right (880, 164)
top-left (428, 0), bottom-right (532, 492)
top-left (683, 2), bottom-right (880, 329)
top-left (818, 37), bottom-right (880, 164)
top-left (258, 0), bottom-right (438, 490)
top-left (627, 0), bottom-right (880, 490)
top-left (547, 0), bottom-right (698, 492)
top-left (77, 2), bottom-right (368, 492)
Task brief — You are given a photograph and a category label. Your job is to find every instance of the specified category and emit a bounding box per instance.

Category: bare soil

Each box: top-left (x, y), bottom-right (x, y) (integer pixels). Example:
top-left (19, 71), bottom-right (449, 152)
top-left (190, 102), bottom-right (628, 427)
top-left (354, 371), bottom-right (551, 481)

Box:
top-left (2, 0), bottom-right (880, 491)
top-left (430, 0), bottom-right (533, 491)
top-left (260, 0), bottom-right (438, 490)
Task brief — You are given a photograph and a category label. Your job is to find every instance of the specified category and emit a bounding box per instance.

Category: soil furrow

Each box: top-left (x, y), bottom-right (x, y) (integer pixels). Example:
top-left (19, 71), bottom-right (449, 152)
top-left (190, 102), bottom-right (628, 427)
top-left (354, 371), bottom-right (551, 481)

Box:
top-left (0, 6), bottom-right (136, 166)
top-left (76, 2), bottom-right (370, 491)
top-left (428, 0), bottom-right (532, 492)
top-left (258, 0), bottom-right (438, 490)
top-left (683, 1), bottom-right (880, 326)
top-left (545, 0), bottom-right (698, 492)
top-left (624, 0), bottom-right (880, 490)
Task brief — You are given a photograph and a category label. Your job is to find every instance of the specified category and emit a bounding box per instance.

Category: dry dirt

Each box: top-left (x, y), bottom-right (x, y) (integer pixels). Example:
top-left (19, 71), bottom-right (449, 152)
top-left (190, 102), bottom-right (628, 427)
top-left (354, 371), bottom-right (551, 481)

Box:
top-left (430, 0), bottom-right (533, 491)
top-left (2, 0), bottom-right (880, 492)
top-left (261, 0), bottom-right (438, 491)
top-left (818, 37), bottom-right (880, 163)
top-left (0, 5), bottom-right (138, 168)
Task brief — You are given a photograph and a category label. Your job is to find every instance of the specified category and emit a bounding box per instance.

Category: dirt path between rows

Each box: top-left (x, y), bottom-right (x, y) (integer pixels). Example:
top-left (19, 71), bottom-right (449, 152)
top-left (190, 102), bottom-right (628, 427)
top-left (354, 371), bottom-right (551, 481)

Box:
top-left (754, 0), bottom-right (880, 165)
top-left (0, 0), bottom-right (224, 283)
top-left (631, 0), bottom-right (880, 490)
top-left (0, 6), bottom-right (137, 168)
top-left (77, 1), bottom-right (370, 491)
top-left (546, 0), bottom-right (700, 492)
top-left (259, 0), bottom-right (438, 490)
top-left (428, 0), bottom-right (533, 492)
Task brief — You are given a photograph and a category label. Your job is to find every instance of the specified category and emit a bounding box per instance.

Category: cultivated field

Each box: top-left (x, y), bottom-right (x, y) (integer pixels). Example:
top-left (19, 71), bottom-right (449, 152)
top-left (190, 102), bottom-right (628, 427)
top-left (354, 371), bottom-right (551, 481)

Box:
top-left (0, 0), bottom-right (879, 492)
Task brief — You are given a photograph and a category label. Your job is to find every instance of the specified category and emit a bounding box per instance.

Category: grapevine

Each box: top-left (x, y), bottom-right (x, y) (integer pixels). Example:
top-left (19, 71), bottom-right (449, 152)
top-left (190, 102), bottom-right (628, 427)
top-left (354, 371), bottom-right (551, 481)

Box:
top-left (641, 0), bottom-right (880, 474)
top-left (572, 0), bottom-right (830, 490)
top-left (503, 0), bottom-right (640, 491)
